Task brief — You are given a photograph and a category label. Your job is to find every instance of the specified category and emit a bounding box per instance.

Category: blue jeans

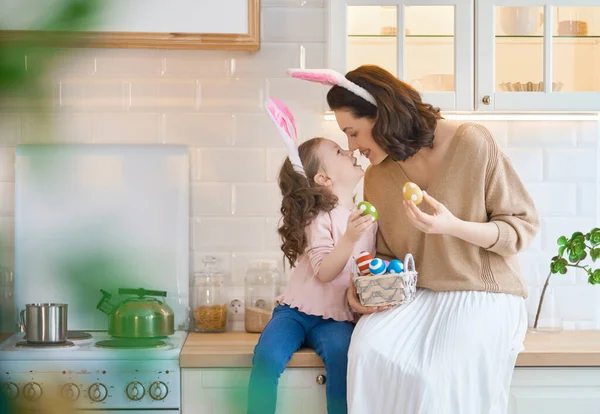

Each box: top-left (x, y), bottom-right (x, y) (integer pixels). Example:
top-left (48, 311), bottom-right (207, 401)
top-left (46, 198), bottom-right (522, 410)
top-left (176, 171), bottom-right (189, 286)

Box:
top-left (247, 304), bottom-right (354, 414)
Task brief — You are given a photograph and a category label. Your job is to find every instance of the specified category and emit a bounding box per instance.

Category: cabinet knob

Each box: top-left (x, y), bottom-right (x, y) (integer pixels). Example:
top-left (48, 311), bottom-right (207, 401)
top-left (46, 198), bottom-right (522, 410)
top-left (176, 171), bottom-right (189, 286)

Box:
top-left (482, 95), bottom-right (491, 105)
top-left (316, 374), bottom-right (326, 385)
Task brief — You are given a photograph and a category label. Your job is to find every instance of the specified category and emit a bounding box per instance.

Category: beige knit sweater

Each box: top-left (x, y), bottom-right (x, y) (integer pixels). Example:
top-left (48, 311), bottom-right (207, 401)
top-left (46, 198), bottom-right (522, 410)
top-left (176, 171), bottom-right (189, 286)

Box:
top-left (364, 123), bottom-right (540, 298)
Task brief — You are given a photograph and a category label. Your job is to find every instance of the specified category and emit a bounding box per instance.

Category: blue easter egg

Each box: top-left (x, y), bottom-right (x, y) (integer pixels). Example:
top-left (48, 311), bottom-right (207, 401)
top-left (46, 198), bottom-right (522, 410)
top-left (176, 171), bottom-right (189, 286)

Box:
top-left (387, 259), bottom-right (404, 274)
top-left (369, 258), bottom-right (387, 275)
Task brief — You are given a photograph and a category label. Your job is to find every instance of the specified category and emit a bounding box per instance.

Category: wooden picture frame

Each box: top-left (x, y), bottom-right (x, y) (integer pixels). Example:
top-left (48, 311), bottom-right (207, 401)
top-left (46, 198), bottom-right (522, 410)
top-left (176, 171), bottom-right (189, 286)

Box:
top-left (0, 0), bottom-right (260, 51)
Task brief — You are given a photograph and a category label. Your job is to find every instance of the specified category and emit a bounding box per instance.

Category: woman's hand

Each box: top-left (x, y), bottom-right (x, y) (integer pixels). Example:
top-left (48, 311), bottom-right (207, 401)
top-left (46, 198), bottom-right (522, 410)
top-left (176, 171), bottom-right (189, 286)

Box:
top-left (346, 285), bottom-right (391, 315)
top-left (404, 191), bottom-right (500, 248)
top-left (403, 191), bottom-right (459, 236)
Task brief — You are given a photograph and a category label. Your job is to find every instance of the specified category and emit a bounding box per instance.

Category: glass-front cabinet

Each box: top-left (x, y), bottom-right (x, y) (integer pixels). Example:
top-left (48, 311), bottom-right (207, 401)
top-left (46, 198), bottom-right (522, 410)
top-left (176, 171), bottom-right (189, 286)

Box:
top-left (328, 0), bottom-right (475, 111)
top-left (478, 0), bottom-right (600, 111)
top-left (330, 0), bottom-right (600, 112)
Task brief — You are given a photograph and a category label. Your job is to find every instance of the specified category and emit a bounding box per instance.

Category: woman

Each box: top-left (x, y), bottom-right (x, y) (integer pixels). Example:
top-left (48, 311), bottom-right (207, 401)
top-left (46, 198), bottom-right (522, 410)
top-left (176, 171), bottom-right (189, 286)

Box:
top-left (288, 65), bottom-right (540, 413)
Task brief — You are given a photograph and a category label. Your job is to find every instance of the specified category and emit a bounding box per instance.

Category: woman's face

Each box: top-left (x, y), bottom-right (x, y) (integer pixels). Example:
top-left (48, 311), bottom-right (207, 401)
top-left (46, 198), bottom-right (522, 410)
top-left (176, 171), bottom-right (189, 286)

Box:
top-left (334, 109), bottom-right (387, 165)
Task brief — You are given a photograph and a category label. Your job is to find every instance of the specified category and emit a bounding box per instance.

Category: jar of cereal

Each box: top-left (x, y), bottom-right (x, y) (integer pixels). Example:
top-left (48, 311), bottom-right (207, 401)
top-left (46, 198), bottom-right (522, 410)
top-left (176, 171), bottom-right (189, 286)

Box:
top-left (192, 256), bottom-right (228, 333)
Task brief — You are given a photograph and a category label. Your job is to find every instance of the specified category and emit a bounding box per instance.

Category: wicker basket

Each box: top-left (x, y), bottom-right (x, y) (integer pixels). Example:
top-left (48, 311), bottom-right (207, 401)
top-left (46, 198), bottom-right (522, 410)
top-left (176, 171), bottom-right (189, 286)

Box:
top-left (352, 253), bottom-right (418, 307)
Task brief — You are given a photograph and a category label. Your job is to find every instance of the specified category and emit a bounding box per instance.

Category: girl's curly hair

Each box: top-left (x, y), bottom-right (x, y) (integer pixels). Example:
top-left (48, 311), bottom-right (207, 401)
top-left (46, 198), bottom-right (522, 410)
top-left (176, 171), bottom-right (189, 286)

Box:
top-left (278, 137), bottom-right (338, 268)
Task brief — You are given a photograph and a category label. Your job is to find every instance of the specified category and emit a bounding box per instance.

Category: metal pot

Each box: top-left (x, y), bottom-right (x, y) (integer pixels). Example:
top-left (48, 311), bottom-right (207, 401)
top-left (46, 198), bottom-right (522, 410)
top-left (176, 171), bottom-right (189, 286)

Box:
top-left (20, 303), bottom-right (68, 343)
top-left (96, 288), bottom-right (174, 338)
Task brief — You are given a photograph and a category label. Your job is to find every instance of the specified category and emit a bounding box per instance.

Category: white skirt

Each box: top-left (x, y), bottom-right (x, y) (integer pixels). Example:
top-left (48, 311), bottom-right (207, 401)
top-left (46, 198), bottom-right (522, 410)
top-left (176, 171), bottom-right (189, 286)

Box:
top-left (347, 288), bottom-right (527, 414)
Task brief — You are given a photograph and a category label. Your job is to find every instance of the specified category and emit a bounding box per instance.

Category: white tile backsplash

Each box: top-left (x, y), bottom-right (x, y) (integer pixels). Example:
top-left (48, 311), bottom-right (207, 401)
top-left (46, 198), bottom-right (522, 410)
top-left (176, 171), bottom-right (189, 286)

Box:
top-left (200, 79), bottom-right (265, 111)
top-left (508, 121), bottom-right (578, 147)
top-left (262, 7), bottom-right (325, 42)
top-left (579, 121), bottom-right (600, 147)
top-left (22, 113), bottom-right (92, 143)
top-left (0, 148), bottom-right (15, 182)
top-left (0, 115), bottom-right (21, 146)
top-left (542, 217), bottom-right (599, 251)
top-left (578, 183), bottom-right (597, 216)
top-left (164, 113), bottom-right (233, 146)
top-left (504, 149), bottom-right (544, 182)
top-left (162, 50), bottom-right (232, 77)
top-left (197, 148), bottom-right (266, 182)
top-left (60, 79), bottom-right (127, 109)
top-left (233, 184), bottom-right (282, 216)
top-left (192, 183), bottom-right (233, 215)
top-left (527, 183), bottom-right (577, 216)
top-left (92, 113), bottom-right (161, 143)
top-left (545, 149), bottom-right (598, 182)
top-left (233, 44), bottom-right (304, 77)
top-left (94, 49), bottom-right (163, 77)
top-left (0, 218), bottom-right (15, 248)
top-left (193, 218), bottom-right (264, 251)
top-left (0, 183), bottom-right (14, 215)
top-left (0, 0), bottom-right (598, 332)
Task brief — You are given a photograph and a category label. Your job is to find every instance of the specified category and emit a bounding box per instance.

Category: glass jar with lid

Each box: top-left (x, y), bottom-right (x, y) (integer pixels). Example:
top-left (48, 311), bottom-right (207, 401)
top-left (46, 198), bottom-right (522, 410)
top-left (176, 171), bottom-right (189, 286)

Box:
top-left (244, 259), bottom-right (281, 333)
top-left (192, 255), bottom-right (228, 333)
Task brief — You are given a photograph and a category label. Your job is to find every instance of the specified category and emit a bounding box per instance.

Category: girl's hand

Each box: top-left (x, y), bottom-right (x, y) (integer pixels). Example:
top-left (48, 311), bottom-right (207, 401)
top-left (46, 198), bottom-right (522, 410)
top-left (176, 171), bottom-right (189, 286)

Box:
top-left (344, 210), bottom-right (375, 243)
top-left (403, 191), bottom-right (459, 236)
top-left (346, 285), bottom-right (391, 315)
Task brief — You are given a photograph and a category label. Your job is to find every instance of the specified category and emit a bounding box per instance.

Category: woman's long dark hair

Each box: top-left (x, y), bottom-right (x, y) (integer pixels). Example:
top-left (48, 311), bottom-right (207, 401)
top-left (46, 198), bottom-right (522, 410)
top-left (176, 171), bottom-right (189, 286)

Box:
top-left (326, 65), bottom-right (443, 161)
top-left (278, 137), bottom-right (337, 268)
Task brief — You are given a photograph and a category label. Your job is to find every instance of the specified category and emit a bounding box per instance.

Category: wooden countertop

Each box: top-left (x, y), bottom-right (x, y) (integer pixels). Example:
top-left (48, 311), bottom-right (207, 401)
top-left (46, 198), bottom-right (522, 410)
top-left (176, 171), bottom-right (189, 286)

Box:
top-left (180, 330), bottom-right (600, 368)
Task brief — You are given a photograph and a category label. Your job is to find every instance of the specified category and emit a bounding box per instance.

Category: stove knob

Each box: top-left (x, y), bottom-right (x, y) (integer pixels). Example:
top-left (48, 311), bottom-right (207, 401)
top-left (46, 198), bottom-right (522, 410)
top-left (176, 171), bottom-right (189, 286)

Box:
top-left (61, 383), bottom-right (80, 401)
top-left (88, 383), bottom-right (108, 402)
top-left (23, 382), bottom-right (42, 401)
top-left (149, 381), bottom-right (168, 401)
top-left (3, 382), bottom-right (19, 400)
top-left (125, 381), bottom-right (145, 401)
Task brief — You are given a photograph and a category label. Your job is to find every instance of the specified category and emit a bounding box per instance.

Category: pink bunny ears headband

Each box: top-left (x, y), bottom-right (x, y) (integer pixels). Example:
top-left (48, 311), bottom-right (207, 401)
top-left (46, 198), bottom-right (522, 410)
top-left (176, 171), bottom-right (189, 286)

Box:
top-left (285, 68), bottom-right (377, 107)
top-left (266, 69), bottom-right (376, 179)
top-left (266, 96), bottom-right (306, 177)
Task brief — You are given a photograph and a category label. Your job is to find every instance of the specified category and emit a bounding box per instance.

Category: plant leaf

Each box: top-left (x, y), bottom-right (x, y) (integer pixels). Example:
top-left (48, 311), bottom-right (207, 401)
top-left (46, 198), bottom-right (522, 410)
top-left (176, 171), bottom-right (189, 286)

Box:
top-left (557, 236), bottom-right (568, 246)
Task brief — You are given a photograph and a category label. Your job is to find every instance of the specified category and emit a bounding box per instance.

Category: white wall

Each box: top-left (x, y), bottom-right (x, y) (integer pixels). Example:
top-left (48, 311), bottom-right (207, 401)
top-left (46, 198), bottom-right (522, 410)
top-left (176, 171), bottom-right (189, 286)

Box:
top-left (0, 0), bottom-right (598, 332)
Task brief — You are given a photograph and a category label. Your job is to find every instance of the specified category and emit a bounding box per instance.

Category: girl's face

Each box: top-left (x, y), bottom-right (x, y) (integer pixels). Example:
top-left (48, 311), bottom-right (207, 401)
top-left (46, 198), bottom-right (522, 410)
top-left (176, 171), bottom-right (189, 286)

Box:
top-left (334, 109), bottom-right (387, 165)
top-left (314, 139), bottom-right (364, 192)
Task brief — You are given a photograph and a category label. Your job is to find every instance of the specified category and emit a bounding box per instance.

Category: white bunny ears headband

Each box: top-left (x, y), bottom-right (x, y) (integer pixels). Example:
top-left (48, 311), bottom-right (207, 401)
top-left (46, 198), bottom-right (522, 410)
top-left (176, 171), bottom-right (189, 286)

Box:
top-left (266, 68), bottom-right (377, 178)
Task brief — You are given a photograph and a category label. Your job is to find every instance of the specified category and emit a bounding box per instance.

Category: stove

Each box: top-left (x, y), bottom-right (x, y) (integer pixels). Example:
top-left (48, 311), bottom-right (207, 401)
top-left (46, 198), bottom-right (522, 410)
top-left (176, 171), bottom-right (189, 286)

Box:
top-left (0, 331), bottom-right (187, 412)
top-left (7, 145), bottom-right (191, 412)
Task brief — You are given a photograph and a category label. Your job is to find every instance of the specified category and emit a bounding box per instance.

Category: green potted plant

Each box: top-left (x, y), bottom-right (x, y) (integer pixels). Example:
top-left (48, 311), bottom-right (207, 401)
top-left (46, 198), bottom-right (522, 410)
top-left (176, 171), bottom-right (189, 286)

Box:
top-left (532, 228), bottom-right (600, 330)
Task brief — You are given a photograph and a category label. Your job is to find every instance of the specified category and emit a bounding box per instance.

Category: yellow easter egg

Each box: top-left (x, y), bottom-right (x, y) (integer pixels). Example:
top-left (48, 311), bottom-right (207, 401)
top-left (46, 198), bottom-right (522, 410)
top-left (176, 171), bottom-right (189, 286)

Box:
top-left (402, 181), bottom-right (423, 205)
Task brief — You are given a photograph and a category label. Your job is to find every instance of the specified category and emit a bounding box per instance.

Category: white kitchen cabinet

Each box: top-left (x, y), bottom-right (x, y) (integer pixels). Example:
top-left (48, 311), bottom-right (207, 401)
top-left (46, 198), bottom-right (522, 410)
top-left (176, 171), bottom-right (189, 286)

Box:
top-left (183, 367), bottom-right (600, 413)
top-left (181, 368), bottom-right (327, 414)
top-left (508, 368), bottom-right (600, 414)
top-left (477, 0), bottom-right (600, 111)
top-left (328, 0), bottom-right (474, 111)
top-left (328, 0), bottom-right (600, 111)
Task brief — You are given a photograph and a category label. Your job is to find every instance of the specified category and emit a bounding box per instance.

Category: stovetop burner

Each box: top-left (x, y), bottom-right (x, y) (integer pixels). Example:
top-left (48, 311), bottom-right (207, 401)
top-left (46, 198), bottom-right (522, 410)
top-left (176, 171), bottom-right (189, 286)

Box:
top-left (95, 338), bottom-right (167, 349)
top-left (16, 340), bottom-right (75, 348)
top-left (67, 330), bottom-right (93, 340)
top-left (24, 331), bottom-right (92, 342)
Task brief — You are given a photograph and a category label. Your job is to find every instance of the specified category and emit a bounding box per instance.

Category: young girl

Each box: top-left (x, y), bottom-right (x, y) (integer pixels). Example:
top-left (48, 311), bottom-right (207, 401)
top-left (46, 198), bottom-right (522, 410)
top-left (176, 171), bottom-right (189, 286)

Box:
top-left (247, 98), bottom-right (377, 414)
